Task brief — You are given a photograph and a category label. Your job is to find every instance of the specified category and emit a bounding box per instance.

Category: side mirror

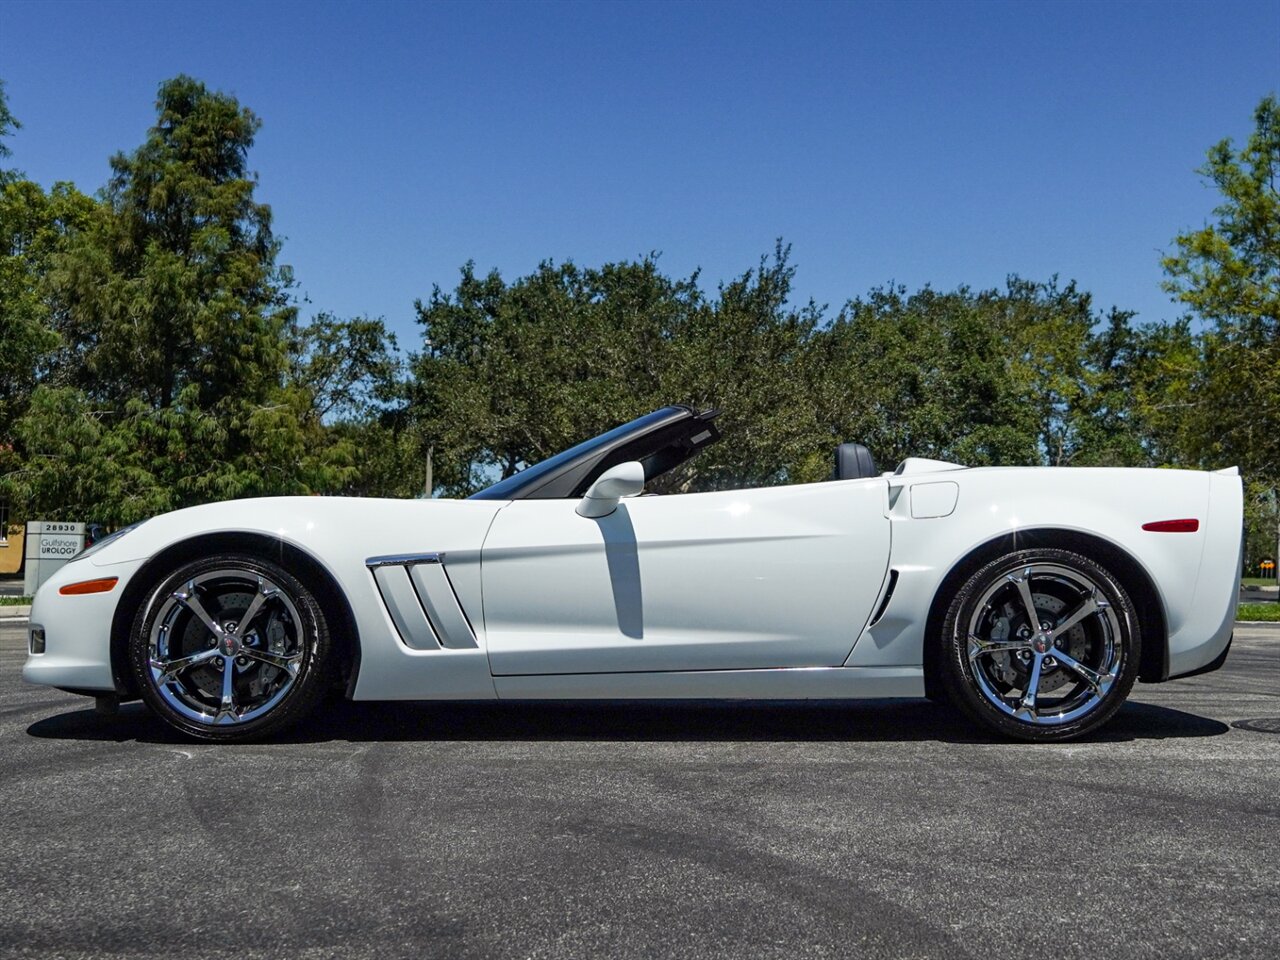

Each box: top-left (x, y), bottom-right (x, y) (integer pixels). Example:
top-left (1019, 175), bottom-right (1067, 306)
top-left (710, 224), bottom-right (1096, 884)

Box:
top-left (576, 461), bottom-right (645, 518)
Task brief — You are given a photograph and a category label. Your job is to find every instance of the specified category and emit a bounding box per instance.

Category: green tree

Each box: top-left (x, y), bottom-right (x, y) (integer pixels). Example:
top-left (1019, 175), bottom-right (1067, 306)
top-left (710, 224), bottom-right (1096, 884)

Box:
top-left (666, 244), bottom-right (828, 490)
top-left (4, 76), bottom-right (346, 522)
top-left (408, 246), bottom-right (1187, 498)
top-left (0, 80), bottom-right (99, 453)
top-left (1163, 94), bottom-right (1280, 564)
top-left (0, 182), bottom-right (97, 443)
top-left (411, 255), bottom-right (706, 495)
top-left (410, 244), bottom-right (825, 496)
top-left (50, 75), bottom-right (293, 410)
top-left (1079, 313), bottom-right (1199, 469)
top-left (816, 278), bottom-right (1134, 471)
top-left (288, 312), bottom-right (415, 499)
top-left (1163, 93), bottom-right (1280, 478)
top-left (289, 313), bottom-right (402, 424)
top-left (0, 79), bottom-right (19, 182)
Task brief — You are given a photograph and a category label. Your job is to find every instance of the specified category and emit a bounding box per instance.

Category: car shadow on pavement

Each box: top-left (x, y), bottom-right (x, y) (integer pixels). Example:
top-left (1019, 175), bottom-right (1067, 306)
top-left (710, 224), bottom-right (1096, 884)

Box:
top-left (27, 697), bottom-right (1230, 745)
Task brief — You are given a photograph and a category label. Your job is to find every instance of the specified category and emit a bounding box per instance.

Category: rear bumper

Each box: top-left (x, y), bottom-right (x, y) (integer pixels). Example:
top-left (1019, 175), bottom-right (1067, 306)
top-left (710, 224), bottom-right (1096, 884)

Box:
top-left (1168, 633), bottom-right (1231, 680)
top-left (1164, 471), bottom-right (1242, 678)
top-left (1166, 587), bottom-right (1237, 678)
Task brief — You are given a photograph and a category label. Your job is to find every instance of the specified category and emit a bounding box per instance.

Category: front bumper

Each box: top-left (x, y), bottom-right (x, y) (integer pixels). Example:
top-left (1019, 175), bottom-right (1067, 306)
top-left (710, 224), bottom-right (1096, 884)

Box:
top-left (22, 558), bottom-right (145, 693)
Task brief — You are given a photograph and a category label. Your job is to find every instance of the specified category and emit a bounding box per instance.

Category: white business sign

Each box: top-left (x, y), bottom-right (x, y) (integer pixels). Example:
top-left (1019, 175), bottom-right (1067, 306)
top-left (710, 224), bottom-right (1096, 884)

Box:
top-left (39, 534), bottom-right (83, 559)
top-left (23, 520), bottom-right (87, 595)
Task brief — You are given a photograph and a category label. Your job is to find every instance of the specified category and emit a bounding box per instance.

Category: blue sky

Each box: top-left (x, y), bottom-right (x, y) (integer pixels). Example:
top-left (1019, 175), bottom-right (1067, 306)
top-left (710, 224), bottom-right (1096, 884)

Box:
top-left (2, 0), bottom-right (1277, 346)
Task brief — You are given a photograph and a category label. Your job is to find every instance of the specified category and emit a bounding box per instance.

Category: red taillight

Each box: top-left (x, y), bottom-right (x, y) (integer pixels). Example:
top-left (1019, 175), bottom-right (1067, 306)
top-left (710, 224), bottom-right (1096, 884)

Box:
top-left (1141, 519), bottom-right (1200, 533)
top-left (59, 577), bottom-right (119, 596)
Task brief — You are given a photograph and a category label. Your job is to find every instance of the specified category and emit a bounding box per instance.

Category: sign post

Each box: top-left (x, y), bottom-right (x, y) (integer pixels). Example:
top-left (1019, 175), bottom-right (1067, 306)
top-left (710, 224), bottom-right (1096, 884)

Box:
top-left (22, 521), bottom-right (86, 596)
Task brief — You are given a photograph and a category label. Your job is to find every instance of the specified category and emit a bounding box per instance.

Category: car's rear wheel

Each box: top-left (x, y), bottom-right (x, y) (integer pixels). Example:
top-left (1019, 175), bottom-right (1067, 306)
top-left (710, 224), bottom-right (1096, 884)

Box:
top-left (128, 553), bottom-right (332, 741)
top-left (940, 548), bottom-right (1140, 742)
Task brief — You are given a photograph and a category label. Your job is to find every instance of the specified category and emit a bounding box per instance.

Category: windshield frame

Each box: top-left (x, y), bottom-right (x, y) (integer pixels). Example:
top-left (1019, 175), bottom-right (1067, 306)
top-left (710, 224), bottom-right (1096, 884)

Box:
top-left (469, 406), bottom-right (719, 501)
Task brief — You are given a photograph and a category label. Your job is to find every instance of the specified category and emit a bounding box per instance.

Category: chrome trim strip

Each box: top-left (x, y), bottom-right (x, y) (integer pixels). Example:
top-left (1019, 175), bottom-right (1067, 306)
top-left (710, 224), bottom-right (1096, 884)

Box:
top-left (365, 552), bottom-right (444, 569)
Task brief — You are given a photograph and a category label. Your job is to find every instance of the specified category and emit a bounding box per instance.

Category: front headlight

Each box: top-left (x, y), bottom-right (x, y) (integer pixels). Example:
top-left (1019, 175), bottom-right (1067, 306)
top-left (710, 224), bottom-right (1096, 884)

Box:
top-left (72, 521), bottom-right (146, 562)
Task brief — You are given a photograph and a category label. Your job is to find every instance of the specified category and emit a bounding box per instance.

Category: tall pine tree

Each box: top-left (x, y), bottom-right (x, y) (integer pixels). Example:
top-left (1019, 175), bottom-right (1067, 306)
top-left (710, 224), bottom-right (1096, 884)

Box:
top-left (6, 77), bottom-right (348, 522)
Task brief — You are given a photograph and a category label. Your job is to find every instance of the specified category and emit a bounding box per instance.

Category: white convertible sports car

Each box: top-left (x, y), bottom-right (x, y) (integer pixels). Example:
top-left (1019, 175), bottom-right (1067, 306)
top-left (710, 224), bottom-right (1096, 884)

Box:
top-left (23, 406), bottom-right (1243, 742)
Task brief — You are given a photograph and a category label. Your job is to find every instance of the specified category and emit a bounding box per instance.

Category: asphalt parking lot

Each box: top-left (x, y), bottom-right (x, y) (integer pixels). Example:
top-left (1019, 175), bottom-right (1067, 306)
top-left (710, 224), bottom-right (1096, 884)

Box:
top-left (2, 620), bottom-right (1277, 960)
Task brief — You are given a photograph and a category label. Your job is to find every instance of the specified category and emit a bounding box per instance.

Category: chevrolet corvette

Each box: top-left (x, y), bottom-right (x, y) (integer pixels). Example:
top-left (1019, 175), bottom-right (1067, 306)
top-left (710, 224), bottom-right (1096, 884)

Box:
top-left (23, 405), bottom-right (1243, 742)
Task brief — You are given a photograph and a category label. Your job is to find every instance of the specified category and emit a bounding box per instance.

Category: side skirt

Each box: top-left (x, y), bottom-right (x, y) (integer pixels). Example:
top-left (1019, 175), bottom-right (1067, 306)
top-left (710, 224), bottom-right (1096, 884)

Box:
top-left (492, 666), bottom-right (924, 701)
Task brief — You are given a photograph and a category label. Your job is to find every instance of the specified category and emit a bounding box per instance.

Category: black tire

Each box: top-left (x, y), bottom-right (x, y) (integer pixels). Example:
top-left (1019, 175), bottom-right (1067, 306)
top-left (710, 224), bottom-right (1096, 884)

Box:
top-left (128, 553), bottom-right (333, 742)
top-left (939, 547), bottom-right (1140, 742)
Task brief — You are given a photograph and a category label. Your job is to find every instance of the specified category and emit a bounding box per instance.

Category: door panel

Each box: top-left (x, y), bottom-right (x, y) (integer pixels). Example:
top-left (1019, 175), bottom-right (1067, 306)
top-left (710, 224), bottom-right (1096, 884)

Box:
top-left (481, 481), bottom-right (890, 675)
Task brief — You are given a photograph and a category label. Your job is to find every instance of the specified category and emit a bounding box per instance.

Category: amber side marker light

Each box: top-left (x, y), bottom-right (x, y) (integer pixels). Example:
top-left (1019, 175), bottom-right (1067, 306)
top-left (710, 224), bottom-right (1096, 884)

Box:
top-left (1141, 519), bottom-right (1200, 533)
top-left (59, 577), bottom-right (119, 596)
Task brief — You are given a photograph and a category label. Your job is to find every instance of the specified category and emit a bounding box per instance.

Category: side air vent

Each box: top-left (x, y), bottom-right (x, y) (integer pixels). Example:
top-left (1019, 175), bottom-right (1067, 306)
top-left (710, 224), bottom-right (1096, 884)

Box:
top-left (366, 553), bottom-right (479, 651)
top-left (869, 569), bottom-right (899, 626)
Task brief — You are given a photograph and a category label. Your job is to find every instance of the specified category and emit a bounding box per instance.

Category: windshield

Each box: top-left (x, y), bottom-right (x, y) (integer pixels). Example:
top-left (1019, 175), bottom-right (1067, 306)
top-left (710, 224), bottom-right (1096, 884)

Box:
top-left (471, 408), bottom-right (683, 501)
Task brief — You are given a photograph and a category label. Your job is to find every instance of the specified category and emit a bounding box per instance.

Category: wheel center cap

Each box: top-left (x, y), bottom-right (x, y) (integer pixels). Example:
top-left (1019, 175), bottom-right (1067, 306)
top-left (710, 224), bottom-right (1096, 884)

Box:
top-left (1032, 634), bottom-right (1052, 655)
top-left (219, 634), bottom-right (242, 657)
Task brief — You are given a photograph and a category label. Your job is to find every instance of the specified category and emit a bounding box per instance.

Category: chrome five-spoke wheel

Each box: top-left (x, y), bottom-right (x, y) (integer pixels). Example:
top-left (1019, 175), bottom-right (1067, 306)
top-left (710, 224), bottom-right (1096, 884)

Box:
top-left (149, 570), bottom-right (304, 725)
top-left (941, 548), bottom-right (1140, 741)
top-left (967, 563), bottom-right (1121, 724)
top-left (130, 554), bottom-right (332, 741)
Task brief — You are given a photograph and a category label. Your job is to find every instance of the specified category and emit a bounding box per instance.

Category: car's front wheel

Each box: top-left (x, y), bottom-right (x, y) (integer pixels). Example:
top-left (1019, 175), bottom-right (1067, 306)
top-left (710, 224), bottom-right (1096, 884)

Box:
top-left (939, 548), bottom-right (1140, 742)
top-left (128, 553), bottom-right (332, 741)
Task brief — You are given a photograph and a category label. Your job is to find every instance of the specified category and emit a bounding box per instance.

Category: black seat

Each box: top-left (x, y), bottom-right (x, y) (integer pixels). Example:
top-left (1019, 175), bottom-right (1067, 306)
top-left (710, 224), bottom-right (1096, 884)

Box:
top-left (834, 442), bottom-right (878, 480)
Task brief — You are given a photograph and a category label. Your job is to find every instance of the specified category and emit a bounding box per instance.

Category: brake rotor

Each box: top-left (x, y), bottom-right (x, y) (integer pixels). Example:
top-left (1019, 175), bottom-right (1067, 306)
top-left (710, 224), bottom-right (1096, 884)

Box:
top-left (986, 591), bottom-right (1090, 694)
top-left (174, 588), bottom-right (292, 700)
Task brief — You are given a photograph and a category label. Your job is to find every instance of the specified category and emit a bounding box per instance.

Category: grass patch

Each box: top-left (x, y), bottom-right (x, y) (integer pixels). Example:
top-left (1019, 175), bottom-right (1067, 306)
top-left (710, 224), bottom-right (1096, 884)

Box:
top-left (0, 596), bottom-right (31, 606)
top-left (1242, 577), bottom-right (1277, 586)
top-left (1237, 603), bottom-right (1280, 622)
